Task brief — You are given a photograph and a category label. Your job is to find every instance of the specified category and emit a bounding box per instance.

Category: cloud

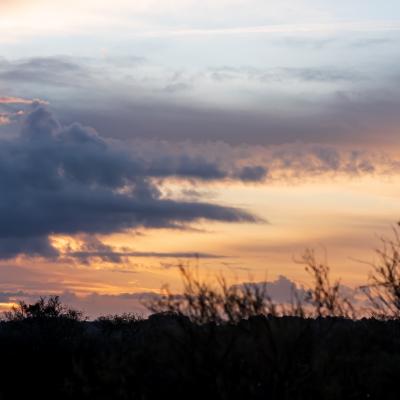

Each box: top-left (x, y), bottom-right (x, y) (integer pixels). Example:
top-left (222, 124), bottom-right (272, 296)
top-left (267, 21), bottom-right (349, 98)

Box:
top-left (233, 275), bottom-right (364, 309)
top-left (0, 114), bottom-right (12, 126)
top-left (63, 235), bottom-right (224, 264)
top-left (58, 83), bottom-right (400, 148)
top-left (0, 57), bottom-right (87, 87)
top-left (0, 95), bottom-right (48, 126)
top-left (0, 94), bottom-right (48, 127)
top-left (0, 96), bottom-right (48, 105)
top-left (0, 237), bottom-right (58, 259)
top-left (234, 165), bottom-right (268, 182)
top-left (131, 140), bottom-right (400, 184)
top-left (141, 152), bottom-right (268, 183)
top-left (137, 21), bottom-right (400, 38)
top-left (161, 82), bottom-right (192, 94)
top-left (232, 275), bottom-right (309, 304)
top-left (0, 105), bottom-right (260, 259)
top-left (71, 250), bottom-right (223, 263)
top-left (0, 290), bottom-right (25, 303)
top-left (2, 55), bottom-right (400, 148)
top-left (209, 65), bottom-right (363, 83)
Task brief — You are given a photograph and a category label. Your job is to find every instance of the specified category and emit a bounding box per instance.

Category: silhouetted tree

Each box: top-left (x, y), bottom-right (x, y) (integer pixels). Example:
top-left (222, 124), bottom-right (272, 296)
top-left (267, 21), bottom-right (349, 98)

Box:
top-left (147, 263), bottom-right (284, 323)
top-left (361, 225), bottom-right (400, 318)
top-left (301, 249), bottom-right (355, 318)
top-left (3, 295), bottom-right (84, 321)
top-left (148, 253), bottom-right (356, 322)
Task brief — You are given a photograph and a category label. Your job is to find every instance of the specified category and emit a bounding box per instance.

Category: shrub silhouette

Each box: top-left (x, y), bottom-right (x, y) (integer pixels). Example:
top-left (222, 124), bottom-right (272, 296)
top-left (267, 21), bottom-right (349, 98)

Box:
top-left (148, 252), bottom-right (354, 322)
top-left (3, 295), bottom-right (84, 321)
top-left (301, 249), bottom-right (355, 318)
top-left (147, 263), bottom-right (282, 323)
top-left (361, 225), bottom-right (400, 318)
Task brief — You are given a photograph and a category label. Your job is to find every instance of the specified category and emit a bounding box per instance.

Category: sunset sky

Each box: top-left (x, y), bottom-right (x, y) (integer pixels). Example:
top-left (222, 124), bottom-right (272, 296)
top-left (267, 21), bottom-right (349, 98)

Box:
top-left (1, 0), bottom-right (400, 316)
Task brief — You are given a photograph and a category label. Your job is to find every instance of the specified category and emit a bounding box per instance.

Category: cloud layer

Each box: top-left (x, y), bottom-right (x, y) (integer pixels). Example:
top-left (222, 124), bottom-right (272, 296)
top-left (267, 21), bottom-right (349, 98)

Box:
top-left (0, 106), bottom-right (261, 259)
top-left (2, 55), bottom-right (400, 149)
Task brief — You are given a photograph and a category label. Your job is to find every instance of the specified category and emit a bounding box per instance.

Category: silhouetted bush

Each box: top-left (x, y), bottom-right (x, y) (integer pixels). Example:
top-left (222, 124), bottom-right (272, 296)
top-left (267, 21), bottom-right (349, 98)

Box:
top-left (361, 225), bottom-right (400, 318)
top-left (3, 295), bottom-right (84, 322)
top-left (147, 264), bottom-right (280, 323)
top-left (148, 253), bottom-right (354, 322)
top-left (301, 249), bottom-right (355, 318)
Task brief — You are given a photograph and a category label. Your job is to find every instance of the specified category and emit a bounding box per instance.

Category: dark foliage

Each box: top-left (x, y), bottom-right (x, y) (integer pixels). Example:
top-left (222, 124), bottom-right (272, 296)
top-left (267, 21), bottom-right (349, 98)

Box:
top-left (0, 311), bottom-right (399, 399)
top-left (361, 224), bottom-right (400, 318)
top-left (4, 295), bottom-right (83, 322)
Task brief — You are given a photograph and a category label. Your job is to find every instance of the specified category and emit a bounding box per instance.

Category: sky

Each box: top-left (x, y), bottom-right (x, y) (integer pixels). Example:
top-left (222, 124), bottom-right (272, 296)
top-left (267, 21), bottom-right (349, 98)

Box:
top-left (0, 0), bottom-right (400, 316)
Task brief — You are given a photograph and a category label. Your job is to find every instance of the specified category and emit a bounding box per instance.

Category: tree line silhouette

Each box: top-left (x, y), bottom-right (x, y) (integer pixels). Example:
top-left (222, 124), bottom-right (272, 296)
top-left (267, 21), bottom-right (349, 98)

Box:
top-left (2, 226), bottom-right (400, 399)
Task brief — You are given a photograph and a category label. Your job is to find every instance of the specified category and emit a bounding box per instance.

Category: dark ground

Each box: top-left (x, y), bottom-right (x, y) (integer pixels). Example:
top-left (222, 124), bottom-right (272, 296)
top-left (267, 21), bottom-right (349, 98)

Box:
top-left (1, 313), bottom-right (400, 400)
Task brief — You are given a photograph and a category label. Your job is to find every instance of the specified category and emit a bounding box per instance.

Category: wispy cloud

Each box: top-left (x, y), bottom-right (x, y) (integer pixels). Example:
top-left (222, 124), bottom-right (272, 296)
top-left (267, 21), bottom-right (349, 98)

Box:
top-left (138, 21), bottom-right (400, 38)
top-left (0, 96), bottom-right (47, 105)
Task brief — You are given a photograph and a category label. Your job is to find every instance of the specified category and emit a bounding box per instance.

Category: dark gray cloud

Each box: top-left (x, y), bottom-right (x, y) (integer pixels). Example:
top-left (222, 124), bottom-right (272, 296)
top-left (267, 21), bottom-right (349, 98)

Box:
top-left (66, 235), bottom-right (224, 264)
top-left (134, 140), bottom-right (391, 182)
top-left (0, 105), bottom-right (261, 259)
top-left (2, 55), bottom-right (400, 147)
top-left (71, 250), bottom-right (223, 262)
top-left (60, 88), bottom-right (400, 147)
top-left (146, 154), bottom-right (227, 180)
top-left (0, 237), bottom-right (58, 259)
top-left (234, 165), bottom-right (268, 182)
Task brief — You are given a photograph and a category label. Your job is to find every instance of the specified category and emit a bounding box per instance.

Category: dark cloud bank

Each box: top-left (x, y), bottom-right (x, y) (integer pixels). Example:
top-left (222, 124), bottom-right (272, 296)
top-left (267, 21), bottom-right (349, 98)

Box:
top-left (0, 106), bottom-right (263, 259)
top-left (4, 56), bottom-right (400, 147)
